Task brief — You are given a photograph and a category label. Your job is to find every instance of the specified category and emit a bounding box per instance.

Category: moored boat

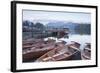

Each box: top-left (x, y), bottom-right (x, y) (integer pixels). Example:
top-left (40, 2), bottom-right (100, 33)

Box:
top-left (36, 41), bottom-right (81, 62)
top-left (23, 39), bottom-right (44, 49)
top-left (23, 38), bottom-right (56, 49)
top-left (22, 39), bottom-right (56, 62)
top-left (81, 43), bottom-right (91, 60)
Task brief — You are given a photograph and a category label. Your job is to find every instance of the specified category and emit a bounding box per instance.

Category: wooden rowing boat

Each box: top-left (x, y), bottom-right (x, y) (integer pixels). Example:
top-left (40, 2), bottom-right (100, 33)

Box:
top-left (23, 44), bottom-right (55, 62)
top-left (23, 38), bottom-right (56, 49)
top-left (23, 39), bottom-right (44, 49)
top-left (36, 41), bottom-right (81, 62)
top-left (22, 39), bottom-right (56, 62)
top-left (81, 43), bottom-right (91, 60)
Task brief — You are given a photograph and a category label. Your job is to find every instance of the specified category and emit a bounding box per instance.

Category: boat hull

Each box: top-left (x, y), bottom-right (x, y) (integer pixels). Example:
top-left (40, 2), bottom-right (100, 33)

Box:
top-left (81, 43), bottom-right (91, 60)
top-left (36, 42), bottom-right (81, 62)
top-left (23, 49), bottom-right (53, 62)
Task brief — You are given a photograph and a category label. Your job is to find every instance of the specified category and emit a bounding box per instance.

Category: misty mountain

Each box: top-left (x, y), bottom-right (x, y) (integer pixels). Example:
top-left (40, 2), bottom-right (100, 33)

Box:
top-left (46, 21), bottom-right (77, 34)
top-left (46, 21), bottom-right (91, 34)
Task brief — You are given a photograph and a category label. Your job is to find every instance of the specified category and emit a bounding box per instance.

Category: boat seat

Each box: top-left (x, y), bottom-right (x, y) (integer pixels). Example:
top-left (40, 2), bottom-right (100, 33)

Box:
top-left (69, 45), bottom-right (80, 51)
top-left (43, 56), bottom-right (55, 61)
top-left (63, 54), bottom-right (69, 57)
top-left (84, 48), bottom-right (91, 51)
top-left (82, 54), bottom-right (90, 59)
top-left (43, 57), bottom-right (52, 61)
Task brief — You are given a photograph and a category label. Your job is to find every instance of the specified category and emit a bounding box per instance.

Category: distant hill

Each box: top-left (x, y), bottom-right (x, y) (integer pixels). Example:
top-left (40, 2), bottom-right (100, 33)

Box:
top-left (46, 21), bottom-right (91, 34)
top-left (46, 21), bottom-right (77, 34)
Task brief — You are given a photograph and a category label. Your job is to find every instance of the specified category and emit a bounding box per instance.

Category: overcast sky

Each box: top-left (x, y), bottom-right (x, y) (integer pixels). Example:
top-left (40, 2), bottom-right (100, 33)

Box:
top-left (23, 10), bottom-right (91, 24)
